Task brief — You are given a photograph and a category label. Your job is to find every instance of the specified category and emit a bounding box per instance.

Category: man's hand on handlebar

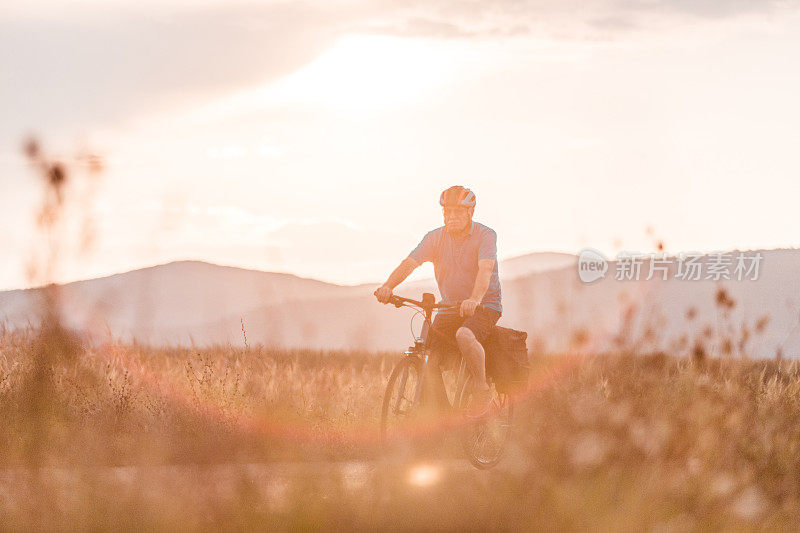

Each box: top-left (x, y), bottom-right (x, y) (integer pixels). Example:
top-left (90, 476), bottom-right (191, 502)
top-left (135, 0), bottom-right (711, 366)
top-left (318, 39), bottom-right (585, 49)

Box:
top-left (460, 298), bottom-right (480, 318)
top-left (374, 284), bottom-right (393, 304)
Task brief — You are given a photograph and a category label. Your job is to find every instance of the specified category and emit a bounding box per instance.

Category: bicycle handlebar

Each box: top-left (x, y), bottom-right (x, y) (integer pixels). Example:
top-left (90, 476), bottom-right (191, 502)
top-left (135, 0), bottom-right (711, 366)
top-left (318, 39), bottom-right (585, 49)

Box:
top-left (385, 293), bottom-right (484, 313)
top-left (387, 295), bottom-right (448, 308)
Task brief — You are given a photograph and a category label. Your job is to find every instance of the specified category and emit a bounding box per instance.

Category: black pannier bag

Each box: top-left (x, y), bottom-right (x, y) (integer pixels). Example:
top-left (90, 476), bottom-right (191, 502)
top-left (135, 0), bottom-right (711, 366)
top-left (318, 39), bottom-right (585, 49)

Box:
top-left (482, 326), bottom-right (530, 394)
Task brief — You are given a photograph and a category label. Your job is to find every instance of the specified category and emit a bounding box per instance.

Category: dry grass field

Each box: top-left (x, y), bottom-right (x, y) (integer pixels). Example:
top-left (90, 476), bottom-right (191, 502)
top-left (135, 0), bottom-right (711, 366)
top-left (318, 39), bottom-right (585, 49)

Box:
top-left (3, 321), bottom-right (800, 531)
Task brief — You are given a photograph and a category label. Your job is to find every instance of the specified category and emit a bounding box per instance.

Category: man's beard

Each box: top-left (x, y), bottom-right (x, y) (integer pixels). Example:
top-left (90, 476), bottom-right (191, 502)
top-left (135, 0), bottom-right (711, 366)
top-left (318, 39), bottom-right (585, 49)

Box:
top-left (446, 220), bottom-right (468, 235)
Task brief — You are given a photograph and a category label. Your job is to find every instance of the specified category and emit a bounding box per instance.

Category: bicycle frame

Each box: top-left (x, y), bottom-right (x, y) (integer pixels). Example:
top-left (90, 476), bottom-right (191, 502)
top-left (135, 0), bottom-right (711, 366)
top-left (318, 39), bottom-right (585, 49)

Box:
top-left (388, 293), bottom-right (469, 411)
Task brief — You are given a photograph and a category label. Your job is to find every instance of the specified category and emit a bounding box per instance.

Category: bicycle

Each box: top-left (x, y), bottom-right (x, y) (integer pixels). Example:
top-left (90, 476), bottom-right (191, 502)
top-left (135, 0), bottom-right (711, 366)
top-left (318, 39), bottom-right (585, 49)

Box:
top-left (379, 292), bottom-right (513, 469)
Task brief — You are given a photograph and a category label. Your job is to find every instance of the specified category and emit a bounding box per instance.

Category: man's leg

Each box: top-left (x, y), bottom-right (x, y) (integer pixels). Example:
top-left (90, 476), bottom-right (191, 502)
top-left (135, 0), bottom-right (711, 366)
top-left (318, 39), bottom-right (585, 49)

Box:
top-left (456, 309), bottom-right (501, 416)
top-left (455, 326), bottom-right (489, 391)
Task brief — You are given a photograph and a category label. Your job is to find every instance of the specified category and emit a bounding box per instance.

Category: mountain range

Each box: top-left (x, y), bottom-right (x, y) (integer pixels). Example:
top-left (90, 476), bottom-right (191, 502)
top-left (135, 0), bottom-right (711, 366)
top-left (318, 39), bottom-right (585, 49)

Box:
top-left (2, 249), bottom-right (799, 358)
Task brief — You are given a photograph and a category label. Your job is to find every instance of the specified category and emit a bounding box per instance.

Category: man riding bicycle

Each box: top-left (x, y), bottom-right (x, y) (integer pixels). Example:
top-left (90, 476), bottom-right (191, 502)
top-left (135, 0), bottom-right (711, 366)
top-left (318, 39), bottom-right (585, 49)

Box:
top-left (374, 185), bottom-right (502, 416)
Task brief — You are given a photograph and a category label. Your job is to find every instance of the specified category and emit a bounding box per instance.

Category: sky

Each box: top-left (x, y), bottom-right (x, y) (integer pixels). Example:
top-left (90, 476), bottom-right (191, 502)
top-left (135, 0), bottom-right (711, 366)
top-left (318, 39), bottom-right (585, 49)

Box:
top-left (2, 0), bottom-right (800, 290)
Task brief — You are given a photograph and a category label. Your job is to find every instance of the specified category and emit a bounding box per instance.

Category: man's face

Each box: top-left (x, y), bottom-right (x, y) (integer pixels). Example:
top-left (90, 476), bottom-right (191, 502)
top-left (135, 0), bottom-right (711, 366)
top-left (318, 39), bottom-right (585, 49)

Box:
top-left (442, 206), bottom-right (472, 234)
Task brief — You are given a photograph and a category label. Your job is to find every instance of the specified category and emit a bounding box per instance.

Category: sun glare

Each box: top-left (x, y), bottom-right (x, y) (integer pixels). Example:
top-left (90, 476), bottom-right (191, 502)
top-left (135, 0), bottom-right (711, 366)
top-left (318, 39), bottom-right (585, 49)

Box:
top-left (273, 34), bottom-right (458, 113)
top-left (184, 34), bottom-right (469, 123)
top-left (407, 463), bottom-right (441, 487)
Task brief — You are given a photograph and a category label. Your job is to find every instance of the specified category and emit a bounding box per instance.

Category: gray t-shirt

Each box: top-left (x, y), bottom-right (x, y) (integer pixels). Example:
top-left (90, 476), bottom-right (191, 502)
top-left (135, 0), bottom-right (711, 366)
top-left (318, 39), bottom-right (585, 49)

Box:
top-left (408, 221), bottom-right (502, 314)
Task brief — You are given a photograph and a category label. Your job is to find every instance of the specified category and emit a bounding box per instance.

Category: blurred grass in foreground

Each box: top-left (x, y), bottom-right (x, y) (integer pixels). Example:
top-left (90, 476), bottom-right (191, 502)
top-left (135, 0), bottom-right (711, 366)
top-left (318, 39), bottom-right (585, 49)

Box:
top-left (2, 326), bottom-right (800, 530)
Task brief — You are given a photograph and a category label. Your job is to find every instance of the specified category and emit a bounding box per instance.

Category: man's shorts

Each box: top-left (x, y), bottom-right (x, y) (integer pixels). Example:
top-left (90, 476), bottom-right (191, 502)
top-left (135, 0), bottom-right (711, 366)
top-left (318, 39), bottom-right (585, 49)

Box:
top-left (426, 307), bottom-right (501, 367)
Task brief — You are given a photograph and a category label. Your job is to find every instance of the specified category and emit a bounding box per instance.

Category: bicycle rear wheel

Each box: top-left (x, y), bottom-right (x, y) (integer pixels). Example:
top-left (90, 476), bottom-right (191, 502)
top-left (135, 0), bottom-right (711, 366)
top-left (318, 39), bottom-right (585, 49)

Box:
top-left (381, 356), bottom-right (423, 444)
top-left (456, 376), bottom-right (513, 469)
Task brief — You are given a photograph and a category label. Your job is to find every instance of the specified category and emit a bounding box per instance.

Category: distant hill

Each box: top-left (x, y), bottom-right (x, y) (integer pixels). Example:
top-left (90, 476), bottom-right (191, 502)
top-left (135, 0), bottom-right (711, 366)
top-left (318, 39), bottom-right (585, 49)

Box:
top-left (2, 249), bottom-right (800, 358)
top-left (498, 251), bottom-right (576, 279)
top-left (0, 260), bottom-right (362, 341)
top-left (0, 251), bottom-right (570, 338)
top-left (499, 248), bottom-right (800, 359)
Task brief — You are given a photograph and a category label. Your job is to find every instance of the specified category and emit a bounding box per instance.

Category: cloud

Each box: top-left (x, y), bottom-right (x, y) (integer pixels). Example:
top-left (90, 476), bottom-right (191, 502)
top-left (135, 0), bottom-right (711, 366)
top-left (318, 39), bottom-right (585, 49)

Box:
top-left (358, 0), bottom-right (800, 40)
top-left (621, 0), bottom-right (793, 19)
top-left (0, 3), bottom-right (348, 142)
top-left (2, 0), bottom-right (798, 145)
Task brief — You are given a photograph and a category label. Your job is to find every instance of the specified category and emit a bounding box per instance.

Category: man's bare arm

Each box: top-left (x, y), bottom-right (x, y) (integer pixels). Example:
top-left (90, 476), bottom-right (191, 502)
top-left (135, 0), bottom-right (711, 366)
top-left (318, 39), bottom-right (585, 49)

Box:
top-left (374, 257), bottom-right (419, 303)
top-left (382, 257), bottom-right (419, 289)
top-left (469, 259), bottom-right (495, 303)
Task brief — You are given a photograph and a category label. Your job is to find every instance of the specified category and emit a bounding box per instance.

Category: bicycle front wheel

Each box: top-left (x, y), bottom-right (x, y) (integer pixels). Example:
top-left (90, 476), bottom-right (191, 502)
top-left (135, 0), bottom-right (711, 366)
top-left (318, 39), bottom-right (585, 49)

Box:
top-left (380, 355), bottom-right (424, 445)
top-left (456, 376), bottom-right (513, 469)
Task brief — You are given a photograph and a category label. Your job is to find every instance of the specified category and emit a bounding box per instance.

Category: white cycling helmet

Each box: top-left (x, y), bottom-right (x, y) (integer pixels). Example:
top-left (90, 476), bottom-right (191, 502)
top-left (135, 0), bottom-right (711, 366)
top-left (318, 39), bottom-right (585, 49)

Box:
top-left (439, 185), bottom-right (476, 208)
